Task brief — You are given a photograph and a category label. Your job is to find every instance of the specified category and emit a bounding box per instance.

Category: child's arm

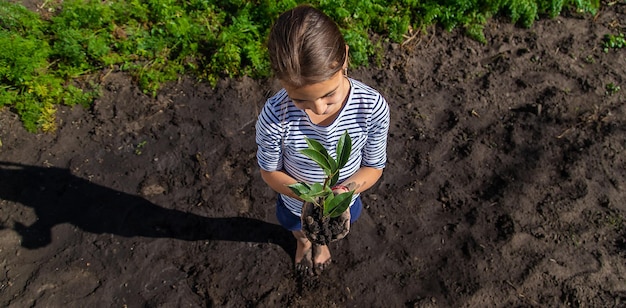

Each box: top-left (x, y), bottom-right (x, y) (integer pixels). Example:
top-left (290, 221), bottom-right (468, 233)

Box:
top-left (335, 166), bottom-right (383, 194)
top-left (260, 169), bottom-right (302, 200)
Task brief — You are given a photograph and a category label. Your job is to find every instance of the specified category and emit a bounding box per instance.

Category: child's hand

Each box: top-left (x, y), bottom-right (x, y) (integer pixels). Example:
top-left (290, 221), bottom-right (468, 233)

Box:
top-left (331, 184), bottom-right (350, 195)
top-left (301, 198), bottom-right (351, 244)
top-left (330, 209), bottom-right (350, 242)
top-left (329, 184), bottom-right (351, 241)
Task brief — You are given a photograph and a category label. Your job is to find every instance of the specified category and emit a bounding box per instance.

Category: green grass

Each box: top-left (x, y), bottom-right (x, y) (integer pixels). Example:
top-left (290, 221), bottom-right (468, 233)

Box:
top-left (0, 0), bottom-right (600, 132)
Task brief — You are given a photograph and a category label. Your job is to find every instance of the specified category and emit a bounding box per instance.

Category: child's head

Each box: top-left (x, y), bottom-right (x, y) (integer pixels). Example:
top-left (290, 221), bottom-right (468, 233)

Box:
top-left (267, 5), bottom-right (347, 88)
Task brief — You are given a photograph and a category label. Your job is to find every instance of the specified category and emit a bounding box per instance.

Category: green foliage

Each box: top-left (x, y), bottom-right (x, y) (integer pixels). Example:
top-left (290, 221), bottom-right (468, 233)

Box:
top-left (0, 0), bottom-right (601, 132)
top-left (0, 1), bottom-right (44, 36)
top-left (602, 32), bottom-right (625, 53)
top-left (288, 132), bottom-right (354, 218)
top-left (605, 83), bottom-right (620, 96)
top-left (0, 1), bottom-right (102, 131)
top-left (134, 140), bottom-right (147, 155)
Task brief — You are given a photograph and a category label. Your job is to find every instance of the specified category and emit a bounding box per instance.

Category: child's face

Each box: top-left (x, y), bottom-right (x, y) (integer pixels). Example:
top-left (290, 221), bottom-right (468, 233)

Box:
top-left (281, 70), bottom-right (349, 116)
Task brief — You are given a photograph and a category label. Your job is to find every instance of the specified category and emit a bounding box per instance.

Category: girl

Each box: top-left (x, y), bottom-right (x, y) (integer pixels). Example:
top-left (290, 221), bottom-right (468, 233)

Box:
top-left (255, 5), bottom-right (390, 275)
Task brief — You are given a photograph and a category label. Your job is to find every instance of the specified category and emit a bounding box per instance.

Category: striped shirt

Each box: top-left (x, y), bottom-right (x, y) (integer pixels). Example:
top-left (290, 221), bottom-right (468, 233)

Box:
top-left (255, 78), bottom-right (390, 216)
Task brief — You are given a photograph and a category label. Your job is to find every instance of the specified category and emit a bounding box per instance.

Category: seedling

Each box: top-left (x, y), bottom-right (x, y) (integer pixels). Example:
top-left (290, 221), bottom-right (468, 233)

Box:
top-left (606, 83), bottom-right (620, 95)
top-left (134, 140), bottom-right (147, 155)
top-left (602, 33), bottom-right (625, 53)
top-left (288, 131), bottom-right (354, 218)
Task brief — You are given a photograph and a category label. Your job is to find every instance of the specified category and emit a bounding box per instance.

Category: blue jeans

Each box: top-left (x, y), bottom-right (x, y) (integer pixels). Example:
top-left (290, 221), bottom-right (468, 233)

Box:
top-left (276, 195), bottom-right (362, 231)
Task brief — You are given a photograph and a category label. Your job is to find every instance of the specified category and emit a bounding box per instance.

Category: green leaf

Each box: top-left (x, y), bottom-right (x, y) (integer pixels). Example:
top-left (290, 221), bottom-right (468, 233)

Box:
top-left (309, 182), bottom-right (326, 197)
top-left (324, 191), bottom-right (353, 217)
top-left (301, 148), bottom-right (332, 173)
top-left (301, 195), bottom-right (317, 203)
top-left (288, 183), bottom-right (316, 203)
top-left (335, 131), bottom-right (352, 169)
top-left (329, 171), bottom-right (340, 188)
top-left (323, 193), bottom-right (334, 212)
top-left (305, 137), bottom-right (327, 154)
top-left (287, 182), bottom-right (310, 196)
top-left (306, 138), bottom-right (337, 170)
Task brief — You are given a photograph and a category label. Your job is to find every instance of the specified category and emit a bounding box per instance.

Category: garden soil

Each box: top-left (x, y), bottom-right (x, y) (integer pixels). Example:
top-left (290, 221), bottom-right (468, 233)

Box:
top-left (1, 2), bottom-right (625, 307)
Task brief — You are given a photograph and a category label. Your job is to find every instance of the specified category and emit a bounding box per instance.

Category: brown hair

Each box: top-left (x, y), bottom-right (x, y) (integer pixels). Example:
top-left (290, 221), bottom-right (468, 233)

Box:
top-left (267, 5), bottom-right (347, 87)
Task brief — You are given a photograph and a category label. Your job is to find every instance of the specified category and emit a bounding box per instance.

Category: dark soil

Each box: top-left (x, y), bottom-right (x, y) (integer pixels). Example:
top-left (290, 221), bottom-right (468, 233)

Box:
top-left (1, 3), bottom-right (626, 307)
top-left (301, 200), bottom-right (349, 245)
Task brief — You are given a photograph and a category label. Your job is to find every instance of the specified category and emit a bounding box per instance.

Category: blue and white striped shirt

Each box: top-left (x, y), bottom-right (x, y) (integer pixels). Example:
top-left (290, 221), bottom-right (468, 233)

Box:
top-left (256, 78), bottom-right (390, 216)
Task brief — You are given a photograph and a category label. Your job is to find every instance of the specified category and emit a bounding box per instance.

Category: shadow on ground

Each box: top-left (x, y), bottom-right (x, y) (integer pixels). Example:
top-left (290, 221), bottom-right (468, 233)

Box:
top-left (0, 161), bottom-right (294, 256)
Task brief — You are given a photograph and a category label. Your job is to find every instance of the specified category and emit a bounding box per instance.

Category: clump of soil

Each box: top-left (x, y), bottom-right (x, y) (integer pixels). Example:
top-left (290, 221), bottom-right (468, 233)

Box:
top-left (301, 201), bottom-right (348, 245)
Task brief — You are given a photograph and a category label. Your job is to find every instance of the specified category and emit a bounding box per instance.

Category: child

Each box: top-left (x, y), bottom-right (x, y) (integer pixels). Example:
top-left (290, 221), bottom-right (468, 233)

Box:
top-left (255, 4), bottom-right (390, 276)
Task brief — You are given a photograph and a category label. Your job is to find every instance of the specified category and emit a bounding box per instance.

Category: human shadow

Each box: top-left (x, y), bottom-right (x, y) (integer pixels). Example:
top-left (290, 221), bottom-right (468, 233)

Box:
top-left (0, 161), bottom-right (294, 257)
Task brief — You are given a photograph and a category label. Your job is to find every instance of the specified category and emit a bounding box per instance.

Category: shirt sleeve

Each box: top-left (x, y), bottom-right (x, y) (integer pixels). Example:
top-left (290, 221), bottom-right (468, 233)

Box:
top-left (362, 95), bottom-right (390, 169)
top-left (255, 97), bottom-right (284, 172)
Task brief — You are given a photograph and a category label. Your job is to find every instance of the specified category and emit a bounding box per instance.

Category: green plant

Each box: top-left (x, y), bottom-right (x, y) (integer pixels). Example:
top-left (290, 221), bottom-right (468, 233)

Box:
top-left (0, 1), bottom-right (101, 132)
top-left (602, 32), bottom-right (625, 52)
top-left (134, 140), bottom-right (147, 155)
top-left (288, 132), bottom-right (354, 218)
top-left (0, 0), bottom-right (602, 132)
top-left (606, 82), bottom-right (620, 95)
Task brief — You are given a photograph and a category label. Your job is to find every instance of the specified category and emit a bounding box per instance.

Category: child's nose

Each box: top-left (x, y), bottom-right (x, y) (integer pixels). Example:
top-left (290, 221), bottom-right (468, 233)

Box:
top-left (311, 100), bottom-right (326, 114)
